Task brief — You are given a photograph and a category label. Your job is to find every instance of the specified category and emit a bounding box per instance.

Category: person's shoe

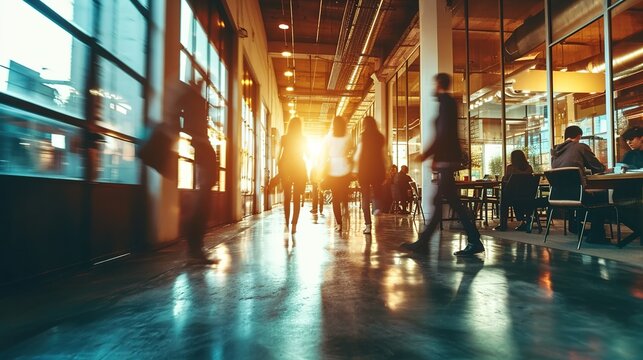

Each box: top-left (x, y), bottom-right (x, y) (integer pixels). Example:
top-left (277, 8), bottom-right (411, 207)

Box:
top-left (399, 241), bottom-right (428, 254)
top-left (363, 224), bottom-right (372, 234)
top-left (291, 223), bottom-right (297, 234)
top-left (187, 253), bottom-right (219, 265)
top-left (453, 243), bottom-right (485, 256)
top-left (493, 225), bottom-right (507, 231)
top-left (335, 224), bottom-right (342, 232)
top-left (310, 209), bottom-right (317, 214)
top-left (514, 222), bottom-right (529, 231)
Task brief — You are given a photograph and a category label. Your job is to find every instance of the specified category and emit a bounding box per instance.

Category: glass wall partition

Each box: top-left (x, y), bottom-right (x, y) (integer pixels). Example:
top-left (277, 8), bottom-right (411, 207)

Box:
top-left (610, 0), bottom-right (643, 162)
top-left (177, 0), bottom-right (231, 192)
top-left (503, 0), bottom-right (549, 173)
top-left (0, 0), bottom-right (149, 184)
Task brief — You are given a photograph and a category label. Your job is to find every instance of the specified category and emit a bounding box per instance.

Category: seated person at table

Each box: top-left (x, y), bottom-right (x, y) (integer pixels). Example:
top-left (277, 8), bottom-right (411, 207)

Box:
top-left (621, 126), bottom-right (643, 169)
top-left (494, 150), bottom-right (534, 231)
top-left (613, 126), bottom-right (643, 235)
top-left (393, 165), bottom-right (413, 213)
top-left (551, 125), bottom-right (608, 243)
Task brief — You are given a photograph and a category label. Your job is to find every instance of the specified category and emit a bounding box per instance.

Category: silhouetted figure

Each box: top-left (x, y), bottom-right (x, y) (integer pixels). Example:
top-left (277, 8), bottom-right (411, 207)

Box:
top-left (355, 116), bottom-right (386, 234)
top-left (551, 125), bottom-right (607, 243)
top-left (613, 127), bottom-right (643, 236)
top-left (278, 117), bottom-right (308, 233)
top-left (393, 165), bottom-right (413, 213)
top-left (400, 73), bottom-right (483, 256)
top-left (494, 149), bottom-right (534, 232)
top-left (382, 164), bottom-right (397, 212)
top-left (323, 116), bottom-right (353, 232)
top-left (174, 80), bottom-right (219, 264)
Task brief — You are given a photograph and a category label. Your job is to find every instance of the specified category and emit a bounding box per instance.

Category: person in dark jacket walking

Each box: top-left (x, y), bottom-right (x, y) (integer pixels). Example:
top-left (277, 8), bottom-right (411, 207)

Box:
top-left (355, 116), bottom-right (386, 234)
top-left (400, 73), bottom-right (483, 256)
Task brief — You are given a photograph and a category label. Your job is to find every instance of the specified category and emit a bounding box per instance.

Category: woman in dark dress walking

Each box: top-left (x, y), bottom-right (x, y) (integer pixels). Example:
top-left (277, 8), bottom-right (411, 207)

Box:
top-left (277, 117), bottom-right (308, 233)
top-left (355, 116), bottom-right (386, 234)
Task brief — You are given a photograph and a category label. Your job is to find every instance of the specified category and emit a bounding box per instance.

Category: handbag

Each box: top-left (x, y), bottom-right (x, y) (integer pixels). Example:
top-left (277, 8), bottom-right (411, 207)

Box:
top-left (138, 122), bottom-right (179, 181)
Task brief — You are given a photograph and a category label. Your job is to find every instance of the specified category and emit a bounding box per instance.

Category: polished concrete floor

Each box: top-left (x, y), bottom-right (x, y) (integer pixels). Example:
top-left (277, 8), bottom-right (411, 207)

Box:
top-left (2, 203), bottom-right (643, 359)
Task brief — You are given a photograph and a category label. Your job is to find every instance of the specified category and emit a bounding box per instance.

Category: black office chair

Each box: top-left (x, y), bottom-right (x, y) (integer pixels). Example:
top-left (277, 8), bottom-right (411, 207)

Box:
top-left (502, 173), bottom-right (543, 233)
top-left (409, 181), bottom-right (426, 224)
top-left (543, 167), bottom-right (620, 249)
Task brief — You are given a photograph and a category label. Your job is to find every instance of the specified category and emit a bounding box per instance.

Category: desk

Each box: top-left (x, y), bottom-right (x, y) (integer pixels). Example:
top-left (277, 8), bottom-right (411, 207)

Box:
top-left (587, 172), bottom-right (643, 248)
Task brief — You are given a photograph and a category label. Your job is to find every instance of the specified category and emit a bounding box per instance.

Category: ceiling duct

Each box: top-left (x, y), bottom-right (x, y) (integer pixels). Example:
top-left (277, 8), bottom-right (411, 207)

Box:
top-left (504, 0), bottom-right (602, 62)
top-left (327, 0), bottom-right (383, 91)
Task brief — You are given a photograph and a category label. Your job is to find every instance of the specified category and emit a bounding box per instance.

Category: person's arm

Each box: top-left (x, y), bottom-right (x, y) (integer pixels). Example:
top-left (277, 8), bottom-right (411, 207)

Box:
top-left (581, 144), bottom-right (606, 174)
top-left (502, 165), bottom-right (513, 182)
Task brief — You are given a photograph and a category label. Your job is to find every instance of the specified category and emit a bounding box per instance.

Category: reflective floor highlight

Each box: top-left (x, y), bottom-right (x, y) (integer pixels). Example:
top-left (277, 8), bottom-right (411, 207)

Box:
top-left (2, 204), bottom-right (643, 359)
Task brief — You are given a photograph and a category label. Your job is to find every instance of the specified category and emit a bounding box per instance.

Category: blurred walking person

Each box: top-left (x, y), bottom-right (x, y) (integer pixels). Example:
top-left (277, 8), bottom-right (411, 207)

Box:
top-left (400, 73), bottom-right (483, 256)
top-left (309, 160), bottom-right (324, 216)
top-left (354, 116), bottom-right (386, 234)
top-left (323, 116), bottom-right (353, 233)
top-left (277, 117), bottom-right (308, 233)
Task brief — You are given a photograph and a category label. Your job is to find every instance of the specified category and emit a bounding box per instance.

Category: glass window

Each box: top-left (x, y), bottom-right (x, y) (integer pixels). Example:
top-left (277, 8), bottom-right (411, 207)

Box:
top-left (95, 135), bottom-right (139, 184)
top-left (179, 50), bottom-right (192, 83)
top-left (551, 0), bottom-right (603, 43)
top-left (468, 0), bottom-right (502, 180)
top-left (387, 77), bottom-right (398, 166)
top-left (195, 23), bottom-right (208, 70)
top-left (0, 104), bottom-right (84, 179)
top-left (95, 57), bottom-right (144, 138)
top-left (41, 0), bottom-right (94, 35)
top-left (180, 0), bottom-right (194, 51)
top-left (407, 50), bottom-right (421, 179)
top-left (396, 66), bottom-right (408, 170)
top-left (99, 0), bottom-right (146, 75)
top-left (552, 18), bottom-right (607, 165)
top-left (611, 0), bottom-right (643, 163)
top-left (0, 1), bottom-right (88, 118)
top-left (503, 0), bottom-right (549, 173)
top-left (452, 4), bottom-right (469, 179)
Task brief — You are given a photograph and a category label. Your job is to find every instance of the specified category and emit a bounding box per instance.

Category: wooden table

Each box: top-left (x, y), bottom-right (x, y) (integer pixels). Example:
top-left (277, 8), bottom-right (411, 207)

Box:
top-left (586, 172), bottom-right (643, 248)
top-left (454, 180), bottom-right (501, 226)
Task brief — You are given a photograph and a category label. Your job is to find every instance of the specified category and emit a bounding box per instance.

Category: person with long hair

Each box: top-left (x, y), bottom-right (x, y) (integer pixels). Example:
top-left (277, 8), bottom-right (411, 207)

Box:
top-left (355, 116), bottom-right (386, 234)
top-left (277, 117), bottom-right (308, 233)
top-left (494, 149), bottom-right (534, 231)
top-left (323, 116), bottom-right (353, 233)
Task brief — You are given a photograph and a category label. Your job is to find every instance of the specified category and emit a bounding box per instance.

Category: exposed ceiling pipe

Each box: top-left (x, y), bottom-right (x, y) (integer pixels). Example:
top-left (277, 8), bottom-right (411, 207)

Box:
top-left (327, 0), bottom-right (383, 91)
top-left (504, 0), bottom-right (602, 62)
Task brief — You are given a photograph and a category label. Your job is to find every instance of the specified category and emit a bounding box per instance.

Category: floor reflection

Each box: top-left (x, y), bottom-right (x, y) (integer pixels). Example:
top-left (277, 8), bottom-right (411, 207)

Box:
top-left (2, 204), bottom-right (643, 359)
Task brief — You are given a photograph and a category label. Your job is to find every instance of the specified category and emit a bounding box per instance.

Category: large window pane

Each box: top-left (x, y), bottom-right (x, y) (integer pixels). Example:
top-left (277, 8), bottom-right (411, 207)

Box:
top-left (468, 0), bottom-right (502, 180)
top-left (95, 135), bottom-right (139, 184)
top-left (180, 0), bottom-right (194, 51)
top-left (41, 0), bottom-right (94, 35)
top-left (0, 104), bottom-right (84, 179)
top-left (396, 66), bottom-right (408, 169)
top-left (95, 58), bottom-right (144, 138)
top-left (503, 0), bottom-right (549, 173)
top-left (407, 49), bottom-right (421, 180)
top-left (99, 0), bottom-right (146, 75)
top-left (611, 0), bottom-right (643, 163)
top-left (552, 18), bottom-right (607, 165)
top-left (195, 23), bottom-right (208, 70)
top-left (388, 77), bottom-right (398, 166)
top-left (551, 0), bottom-right (603, 43)
top-left (0, 1), bottom-right (88, 118)
top-left (452, 3), bottom-right (469, 179)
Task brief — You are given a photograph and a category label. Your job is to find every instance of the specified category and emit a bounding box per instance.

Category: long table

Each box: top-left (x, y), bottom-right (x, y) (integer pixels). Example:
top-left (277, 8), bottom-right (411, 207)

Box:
top-left (586, 172), bottom-right (643, 248)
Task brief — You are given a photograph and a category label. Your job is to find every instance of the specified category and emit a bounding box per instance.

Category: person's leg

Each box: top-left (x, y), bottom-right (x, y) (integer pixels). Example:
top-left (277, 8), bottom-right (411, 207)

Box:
top-left (311, 182), bottom-right (319, 213)
top-left (360, 180), bottom-right (372, 226)
top-left (400, 175), bottom-right (444, 253)
top-left (187, 145), bottom-right (217, 260)
top-left (292, 182), bottom-right (304, 227)
top-left (283, 179), bottom-right (292, 226)
top-left (495, 196), bottom-right (509, 230)
top-left (585, 191), bottom-right (608, 242)
top-left (442, 171), bottom-right (483, 254)
top-left (330, 178), bottom-right (342, 227)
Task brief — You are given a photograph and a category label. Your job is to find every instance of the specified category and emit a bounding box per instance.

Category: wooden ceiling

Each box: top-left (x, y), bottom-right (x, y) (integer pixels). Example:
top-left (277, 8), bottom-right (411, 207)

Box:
top-left (259, 0), bottom-right (418, 137)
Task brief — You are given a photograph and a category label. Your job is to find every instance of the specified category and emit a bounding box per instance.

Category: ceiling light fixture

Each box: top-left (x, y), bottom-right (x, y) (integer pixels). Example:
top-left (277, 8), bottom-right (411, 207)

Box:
top-left (278, 23), bottom-right (290, 30)
top-left (281, 49), bottom-right (292, 57)
top-left (286, 86), bottom-right (294, 91)
top-left (288, 101), bottom-right (295, 107)
top-left (289, 109), bottom-right (296, 115)
top-left (284, 68), bottom-right (294, 77)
